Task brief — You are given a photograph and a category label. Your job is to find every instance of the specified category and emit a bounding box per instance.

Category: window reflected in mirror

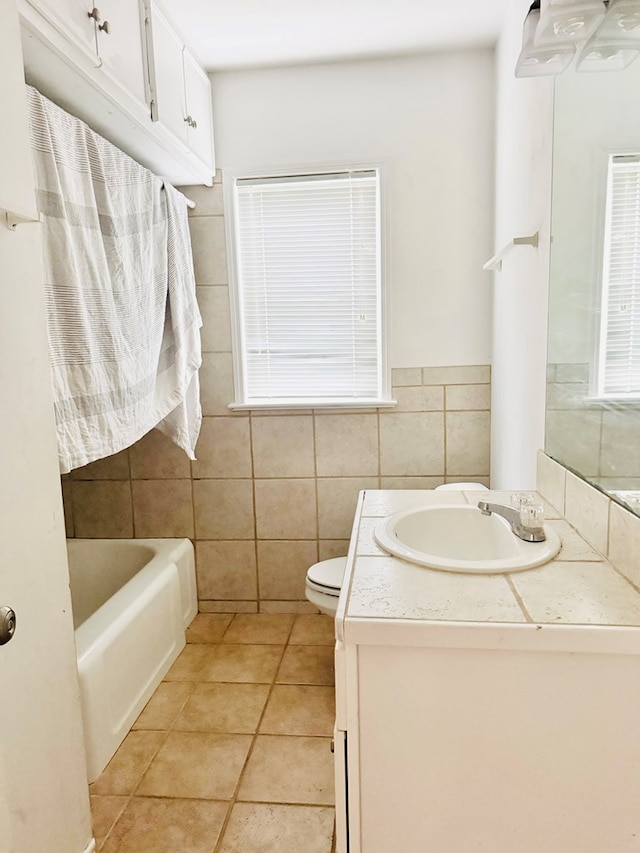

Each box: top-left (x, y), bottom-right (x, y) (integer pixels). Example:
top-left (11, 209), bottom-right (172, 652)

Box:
top-left (546, 59), bottom-right (640, 516)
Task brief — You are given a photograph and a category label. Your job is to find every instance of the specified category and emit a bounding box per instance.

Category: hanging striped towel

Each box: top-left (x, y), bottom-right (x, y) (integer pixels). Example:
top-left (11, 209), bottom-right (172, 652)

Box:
top-left (26, 86), bottom-right (202, 473)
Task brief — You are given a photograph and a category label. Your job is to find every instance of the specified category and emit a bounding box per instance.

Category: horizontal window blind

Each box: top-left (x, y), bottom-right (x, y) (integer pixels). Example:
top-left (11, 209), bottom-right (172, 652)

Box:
top-left (598, 154), bottom-right (640, 398)
top-left (233, 170), bottom-right (381, 404)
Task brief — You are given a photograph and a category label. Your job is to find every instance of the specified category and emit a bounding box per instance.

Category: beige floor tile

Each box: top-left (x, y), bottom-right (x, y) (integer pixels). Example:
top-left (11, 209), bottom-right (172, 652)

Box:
top-left (136, 731), bottom-right (252, 800)
top-left (99, 797), bottom-right (228, 853)
top-left (277, 645), bottom-right (335, 686)
top-left (201, 644), bottom-right (284, 683)
top-left (132, 682), bottom-right (195, 731)
top-left (90, 731), bottom-right (167, 796)
top-left (260, 685), bottom-right (335, 736)
top-left (164, 644), bottom-right (216, 681)
top-left (289, 614), bottom-right (335, 646)
top-left (222, 613), bottom-right (294, 645)
top-left (238, 735), bottom-right (334, 805)
top-left (90, 795), bottom-right (128, 849)
top-left (186, 613), bottom-right (233, 644)
top-left (218, 803), bottom-right (335, 853)
top-left (174, 683), bottom-right (270, 733)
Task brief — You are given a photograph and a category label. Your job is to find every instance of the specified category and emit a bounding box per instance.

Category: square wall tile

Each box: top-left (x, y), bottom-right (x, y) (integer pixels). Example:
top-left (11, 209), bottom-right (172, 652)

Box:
top-left (196, 541), bottom-right (257, 600)
top-left (390, 385), bottom-right (444, 412)
top-left (199, 600), bottom-right (258, 614)
top-left (132, 480), bottom-right (194, 538)
top-left (252, 416), bottom-right (315, 478)
top-left (379, 412), bottom-right (444, 476)
top-left (194, 479), bottom-right (255, 539)
top-left (545, 409), bottom-right (602, 479)
top-left (445, 411), bottom-right (490, 476)
top-left (536, 451), bottom-right (566, 514)
top-left (564, 471), bottom-right (610, 555)
top-left (181, 182), bottom-right (224, 216)
top-left (188, 216), bottom-right (228, 285)
top-left (318, 540), bottom-right (350, 560)
top-left (72, 481), bottom-right (133, 538)
top-left (391, 367), bottom-right (422, 386)
top-left (192, 417), bottom-right (252, 478)
top-left (198, 285), bottom-right (232, 353)
top-left (200, 352), bottom-right (235, 415)
top-left (129, 429), bottom-right (191, 479)
top-left (255, 479), bottom-right (317, 539)
top-left (600, 409), bottom-right (640, 478)
top-left (423, 365), bottom-right (490, 385)
top-left (317, 477), bottom-right (378, 539)
top-left (380, 476), bottom-right (443, 489)
top-left (70, 449), bottom-right (130, 480)
top-left (257, 540), bottom-right (318, 599)
top-left (315, 414), bottom-right (379, 477)
top-left (445, 384), bottom-right (491, 411)
top-left (608, 502), bottom-right (640, 587)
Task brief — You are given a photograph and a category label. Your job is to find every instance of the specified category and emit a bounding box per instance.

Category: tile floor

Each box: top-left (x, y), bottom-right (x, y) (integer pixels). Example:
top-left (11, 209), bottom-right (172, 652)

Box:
top-left (90, 613), bottom-right (337, 852)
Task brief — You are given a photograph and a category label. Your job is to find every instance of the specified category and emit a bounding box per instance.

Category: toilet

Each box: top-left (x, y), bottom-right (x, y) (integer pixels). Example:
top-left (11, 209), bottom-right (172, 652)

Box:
top-left (305, 556), bottom-right (347, 617)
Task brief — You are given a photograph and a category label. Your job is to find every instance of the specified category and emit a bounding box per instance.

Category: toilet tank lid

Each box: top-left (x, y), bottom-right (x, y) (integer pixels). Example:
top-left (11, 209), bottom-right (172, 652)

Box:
top-left (307, 557), bottom-right (347, 590)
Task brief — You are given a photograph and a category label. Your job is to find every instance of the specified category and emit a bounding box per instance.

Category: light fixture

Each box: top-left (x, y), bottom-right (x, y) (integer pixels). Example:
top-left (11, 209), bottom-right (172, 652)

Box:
top-left (514, 0), bottom-right (640, 76)
top-left (515, 2), bottom-right (576, 77)
top-left (576, 0), bottom-right (640, 69)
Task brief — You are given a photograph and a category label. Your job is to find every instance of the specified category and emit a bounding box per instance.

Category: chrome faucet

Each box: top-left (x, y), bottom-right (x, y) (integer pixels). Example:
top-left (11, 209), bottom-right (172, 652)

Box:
top-left (477, 501), bottom-right (546, 543)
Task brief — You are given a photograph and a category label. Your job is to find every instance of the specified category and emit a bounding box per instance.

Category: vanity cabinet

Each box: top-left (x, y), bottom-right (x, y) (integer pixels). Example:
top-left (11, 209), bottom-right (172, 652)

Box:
top-left (18, 0), bottom-right (215, 185)
top-left (335, 489), bottom-right (640, 853)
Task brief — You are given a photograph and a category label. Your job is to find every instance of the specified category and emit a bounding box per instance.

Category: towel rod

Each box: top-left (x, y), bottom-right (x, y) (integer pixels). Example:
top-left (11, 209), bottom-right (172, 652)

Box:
top-left (483, 232), bottom-right (539, 272)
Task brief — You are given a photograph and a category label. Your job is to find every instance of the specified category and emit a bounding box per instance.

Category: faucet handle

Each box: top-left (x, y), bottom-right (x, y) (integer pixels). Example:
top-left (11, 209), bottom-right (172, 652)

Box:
top-left (519, 503), bottom-right (545, 530)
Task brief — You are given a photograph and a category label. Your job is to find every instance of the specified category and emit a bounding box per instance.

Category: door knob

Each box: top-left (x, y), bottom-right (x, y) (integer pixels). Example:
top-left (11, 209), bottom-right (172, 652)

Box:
top-left (0, 606), bottom-right (16, 645)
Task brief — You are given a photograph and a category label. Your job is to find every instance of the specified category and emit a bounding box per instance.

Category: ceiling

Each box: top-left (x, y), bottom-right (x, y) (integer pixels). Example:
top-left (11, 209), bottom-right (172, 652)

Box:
top-left (165, 0), bottom-right (513, 72)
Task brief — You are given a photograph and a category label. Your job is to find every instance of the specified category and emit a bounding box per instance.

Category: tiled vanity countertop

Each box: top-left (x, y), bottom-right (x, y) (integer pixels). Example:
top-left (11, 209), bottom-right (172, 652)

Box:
top-left (337, 490), bottom-right (640, 649)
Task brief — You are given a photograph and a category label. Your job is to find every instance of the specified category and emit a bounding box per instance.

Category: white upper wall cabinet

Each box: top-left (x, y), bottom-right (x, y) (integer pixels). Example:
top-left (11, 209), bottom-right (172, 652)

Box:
top-left (144, 0), bottom-right (215, 171)
top-left (18, 0), bottom-right (215, 185)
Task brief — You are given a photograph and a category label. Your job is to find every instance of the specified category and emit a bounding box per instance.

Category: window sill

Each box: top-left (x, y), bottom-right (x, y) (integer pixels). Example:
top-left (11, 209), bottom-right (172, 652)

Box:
top-left (228, 399), bottom-right (397, 413)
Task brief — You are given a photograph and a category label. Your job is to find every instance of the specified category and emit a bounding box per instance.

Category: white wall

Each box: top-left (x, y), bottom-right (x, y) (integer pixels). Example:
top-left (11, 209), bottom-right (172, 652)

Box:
top-left (490, 0), bottom-right (554, 489)
top-left (211, 51), bottom-right (495, 369)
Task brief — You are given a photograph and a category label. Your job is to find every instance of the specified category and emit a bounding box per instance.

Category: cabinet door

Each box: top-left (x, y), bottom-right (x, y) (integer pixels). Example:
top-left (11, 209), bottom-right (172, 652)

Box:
top-left (30, 0), bottom-right (97, 57)
top-left (183, 46), bottom-right (214, 170)
top-left (96, 0), bottom-right (147, 108)
top-left (147, 3), bottom-right (189, 147)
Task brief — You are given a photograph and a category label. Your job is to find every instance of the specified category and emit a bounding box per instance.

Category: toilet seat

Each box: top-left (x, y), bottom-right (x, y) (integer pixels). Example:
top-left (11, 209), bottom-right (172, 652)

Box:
top-left (306, 557), bottom-right (346, 597)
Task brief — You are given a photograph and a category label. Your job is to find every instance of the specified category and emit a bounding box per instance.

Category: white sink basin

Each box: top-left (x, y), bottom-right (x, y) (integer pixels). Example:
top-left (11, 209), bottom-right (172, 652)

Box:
top-left (374, 504), bottom-right (561, 574)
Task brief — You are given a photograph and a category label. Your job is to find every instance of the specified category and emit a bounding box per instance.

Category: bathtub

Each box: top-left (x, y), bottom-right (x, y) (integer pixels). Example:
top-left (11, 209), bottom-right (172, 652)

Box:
top-left (67, 538), bottom-right (197, 783)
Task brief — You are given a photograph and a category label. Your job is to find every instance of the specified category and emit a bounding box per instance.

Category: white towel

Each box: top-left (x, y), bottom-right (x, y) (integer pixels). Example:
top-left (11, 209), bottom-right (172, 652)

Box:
top-left (27, 87), bottom-right (202, 473)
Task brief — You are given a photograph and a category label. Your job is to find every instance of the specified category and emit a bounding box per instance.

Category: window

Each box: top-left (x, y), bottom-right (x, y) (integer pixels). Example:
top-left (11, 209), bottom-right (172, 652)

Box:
top-left (597, 153), bottom-right (640, 399)
top-left (228, 169), bottom-right (390, 408)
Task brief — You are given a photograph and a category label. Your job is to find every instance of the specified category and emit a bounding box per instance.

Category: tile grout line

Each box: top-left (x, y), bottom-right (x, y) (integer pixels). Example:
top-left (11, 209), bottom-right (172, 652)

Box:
top-left (211, 614), bottom-right (297, 853)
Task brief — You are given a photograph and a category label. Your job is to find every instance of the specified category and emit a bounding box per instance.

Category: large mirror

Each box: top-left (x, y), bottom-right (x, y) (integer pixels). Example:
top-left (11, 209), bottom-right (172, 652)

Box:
top-left (545, 59), bottom-right (640, 515)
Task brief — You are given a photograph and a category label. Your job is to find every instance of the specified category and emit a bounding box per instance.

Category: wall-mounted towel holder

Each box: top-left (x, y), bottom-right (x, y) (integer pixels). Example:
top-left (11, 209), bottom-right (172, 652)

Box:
top-left (483, 232), bottom-right (539, 272)
top-left (2, 207), bottom-right (42, 231)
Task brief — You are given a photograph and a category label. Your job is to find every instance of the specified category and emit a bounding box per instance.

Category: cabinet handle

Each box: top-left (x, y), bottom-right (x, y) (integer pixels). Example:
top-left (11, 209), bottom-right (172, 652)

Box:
top-left (88, 8), bottom-right (110, 34)
top-left (184, 115), bottom-right (198, 129)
